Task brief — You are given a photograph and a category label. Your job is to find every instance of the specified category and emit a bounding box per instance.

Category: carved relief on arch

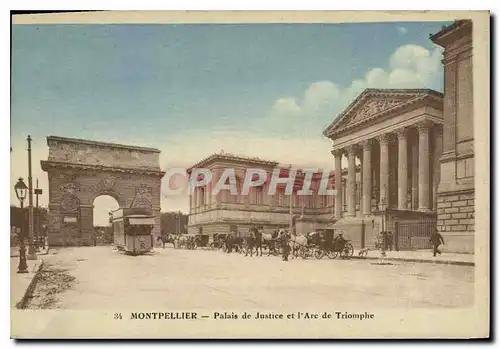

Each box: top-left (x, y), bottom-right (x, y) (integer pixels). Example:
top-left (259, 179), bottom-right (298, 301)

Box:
top-left (91, 175), bottom-right (117, 193)
top-left (60, 193), bottom-right (80, 212)
top-left (135, 184), bottom-right (153, 202)
top-left (131, 197), bottom-right (152, 209)
top-left (59, 182), bottom-right (80, 194)
top-left (57, 171), bottom-right (77, 181)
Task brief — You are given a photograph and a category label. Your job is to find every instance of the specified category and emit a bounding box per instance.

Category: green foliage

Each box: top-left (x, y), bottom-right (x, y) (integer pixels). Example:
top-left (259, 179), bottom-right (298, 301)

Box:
top-left (160, 211), bottom-right (188, 235)
top-left (10, 205), bottom-right (48, 235)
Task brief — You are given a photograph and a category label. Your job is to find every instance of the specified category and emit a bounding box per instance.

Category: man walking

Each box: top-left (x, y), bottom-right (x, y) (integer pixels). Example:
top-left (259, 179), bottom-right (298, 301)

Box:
top-left (280, 231), bottom-right (290, 262)
top-left (430, 230), bottom-right (445, 257)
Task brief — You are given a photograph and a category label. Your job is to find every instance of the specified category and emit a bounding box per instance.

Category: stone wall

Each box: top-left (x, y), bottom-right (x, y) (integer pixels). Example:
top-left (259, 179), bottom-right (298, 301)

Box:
top-left (437, 191), bottom-right (475, 253)
top-left (432, 21), bottom-right (475, 254)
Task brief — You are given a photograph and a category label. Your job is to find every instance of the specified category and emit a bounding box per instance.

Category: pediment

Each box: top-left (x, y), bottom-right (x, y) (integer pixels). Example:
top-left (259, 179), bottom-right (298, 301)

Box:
top-left (336, 95), bottom-right (416, 130)
top-left (323, 89), bottom-right (443, 138)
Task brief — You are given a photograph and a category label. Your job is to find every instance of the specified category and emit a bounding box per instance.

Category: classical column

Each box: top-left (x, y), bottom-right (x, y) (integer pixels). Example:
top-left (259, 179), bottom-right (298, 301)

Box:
top-left (189, 192), bottom-right (193, 213)
top-left (411, 133), bottom-right (419, 210)
top-left (361, 139), bottom-right (372, 215)
top-left (396, 128), bottom-right (409, 210)
top-left (417, 121), bottom-right (432, 211)
top-left (347, 145), bottom-right (357, 217)
top-left (192, 187), bottom-right (198, 209)
top-left (378, 134), bottom-right (390, 210)
top-left (333, 150), bottom-right (343, 219)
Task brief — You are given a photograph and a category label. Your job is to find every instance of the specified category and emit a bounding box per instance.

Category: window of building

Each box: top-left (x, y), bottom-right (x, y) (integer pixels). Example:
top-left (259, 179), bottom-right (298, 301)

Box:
top-left (457, 157), bottom-right (474, 179)
top-left (293, 194), bottom-right (301, 208)
top-left (321, 195), bottom-right (328, 208)
top-left (251, 186), bottom-right (264, 205)
top-left (229, 180), bottom-right (239, 203)
top-left (276, 188), bottom-right (285, 206)
top-left (200, 187), bottom-right (206, 206)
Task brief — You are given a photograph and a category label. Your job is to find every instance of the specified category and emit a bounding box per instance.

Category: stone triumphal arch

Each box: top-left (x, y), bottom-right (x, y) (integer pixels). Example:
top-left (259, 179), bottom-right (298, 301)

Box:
top-left (41, 136), bottom-right (165, 246)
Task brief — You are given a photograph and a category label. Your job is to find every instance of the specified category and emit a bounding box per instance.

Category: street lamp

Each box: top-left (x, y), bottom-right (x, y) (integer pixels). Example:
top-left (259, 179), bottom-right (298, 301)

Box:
top-left (14, 177), bottom-right (28, 273)
top-left (26, 135), bottom-right (37, 260)
top-left (34, 179), bottom-right (43, 252)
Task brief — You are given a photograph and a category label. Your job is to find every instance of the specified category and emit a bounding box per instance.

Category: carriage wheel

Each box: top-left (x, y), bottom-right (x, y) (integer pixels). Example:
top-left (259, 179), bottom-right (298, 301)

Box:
top-left (222, 245), bottom-right (227, 253)
top-left (314, 248), bottom-right (325, 260)
top-left (326, 249), bottom-right (337, 259)
top-left (276, 245), bottom-right (283, 256)
top-left (342, 243), bottom-right (354, 258)
top-left (299, 246), bottom-right (308, 259)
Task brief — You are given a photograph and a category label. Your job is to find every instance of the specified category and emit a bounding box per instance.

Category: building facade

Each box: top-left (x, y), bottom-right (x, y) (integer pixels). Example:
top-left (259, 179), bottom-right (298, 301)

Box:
top-left (431, 20), bottom-right (475, 253)
top-left (323, 89), bottom-right (444, 249)
top-left (187, 153), bottom-right (338, 237)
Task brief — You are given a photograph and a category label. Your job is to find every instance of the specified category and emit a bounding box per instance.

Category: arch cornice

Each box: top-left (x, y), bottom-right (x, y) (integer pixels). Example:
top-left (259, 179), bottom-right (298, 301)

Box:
top-left (41, 160), bottom-right (165, 178)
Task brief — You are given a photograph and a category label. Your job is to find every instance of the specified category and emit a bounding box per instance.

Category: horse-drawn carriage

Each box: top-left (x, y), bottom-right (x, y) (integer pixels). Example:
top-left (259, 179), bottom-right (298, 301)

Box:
top-left (292, 229), bottom-right (354, 259)
top-left (314, 229), bottom-right (354, 259)
top-left (174, 234), bottom-right (196, 249)
top-left (194, 234), bottom-right (209, 249)
top-left (209, 233), bottom-right (228, 250)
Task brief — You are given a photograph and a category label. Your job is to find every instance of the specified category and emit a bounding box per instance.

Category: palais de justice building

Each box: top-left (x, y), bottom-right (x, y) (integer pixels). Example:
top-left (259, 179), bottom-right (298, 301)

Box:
top-left (187, 20), bottom-right (474, 252)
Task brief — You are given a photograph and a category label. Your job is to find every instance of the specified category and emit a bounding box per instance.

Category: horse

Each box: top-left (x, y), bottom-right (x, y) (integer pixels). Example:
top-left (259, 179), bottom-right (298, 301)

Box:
top-left (278, 229), bottom-right (307, 258)
top-left (224, 233), bottom-right (240, 253)
top-left (156, 234), bottom-right (176, 248)
top-left (244, 227), bottom-right (263, 257)
top-left (261, 230), bottom-right (279, 256)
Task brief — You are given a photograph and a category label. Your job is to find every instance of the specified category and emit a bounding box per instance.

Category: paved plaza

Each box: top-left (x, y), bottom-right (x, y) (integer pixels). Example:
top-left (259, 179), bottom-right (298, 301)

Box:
top-left (23, 246), bottom-right (474, 310)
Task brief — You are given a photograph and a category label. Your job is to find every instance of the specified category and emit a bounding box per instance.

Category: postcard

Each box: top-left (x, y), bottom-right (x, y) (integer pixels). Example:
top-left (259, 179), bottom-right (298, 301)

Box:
top-left (10, 10), bottom-right (490, 339)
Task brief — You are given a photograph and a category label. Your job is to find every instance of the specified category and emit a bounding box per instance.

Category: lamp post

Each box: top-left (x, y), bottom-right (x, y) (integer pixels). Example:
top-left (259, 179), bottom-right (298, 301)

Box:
top-left (178, 213), bottom-right (180, 234)
top-left (14, 177), bottom-right (29, 273)
top-left (26, 135), bottom-right (37, 260)
top-left (34, 179), bottom-right (43, 252)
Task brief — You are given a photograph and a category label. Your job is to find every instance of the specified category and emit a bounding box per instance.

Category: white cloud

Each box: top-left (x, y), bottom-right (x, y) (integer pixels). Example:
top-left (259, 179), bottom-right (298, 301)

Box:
top-left (397, 26), bottom-right (408, 35)
top-left (269, 43), bottom-right (444, 130)
top-left (270, 97), bottom-right (301, 117)
top-left (302, 81), bottom-right (340, 114)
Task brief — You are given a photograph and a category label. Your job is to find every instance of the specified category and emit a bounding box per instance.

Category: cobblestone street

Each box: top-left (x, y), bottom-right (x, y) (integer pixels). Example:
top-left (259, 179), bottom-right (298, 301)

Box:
top-left (27, 246), bottom-right (474, 310)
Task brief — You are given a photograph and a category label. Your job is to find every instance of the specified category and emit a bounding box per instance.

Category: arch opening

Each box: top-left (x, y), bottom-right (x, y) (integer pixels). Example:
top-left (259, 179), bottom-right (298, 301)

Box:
top-left (93, 195), bottom-right (120, 245)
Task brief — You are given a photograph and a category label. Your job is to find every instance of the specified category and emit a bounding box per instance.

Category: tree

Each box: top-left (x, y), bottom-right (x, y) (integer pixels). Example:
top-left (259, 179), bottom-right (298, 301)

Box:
top-left (160, 211), bottom-right (188, 235)
top-left (10, 205), bottom-right (48, 236)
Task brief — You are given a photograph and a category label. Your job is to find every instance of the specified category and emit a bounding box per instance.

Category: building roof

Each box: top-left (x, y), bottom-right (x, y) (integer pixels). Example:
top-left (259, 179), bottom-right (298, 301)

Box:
top-left (429, 19), bottom-right (472, 43)
top-left (46, 135), bottom-right (161, 153)
top-left (322, 88), bottom-right (443, 138)
top-left (188, 151), bottom-right (279, 171)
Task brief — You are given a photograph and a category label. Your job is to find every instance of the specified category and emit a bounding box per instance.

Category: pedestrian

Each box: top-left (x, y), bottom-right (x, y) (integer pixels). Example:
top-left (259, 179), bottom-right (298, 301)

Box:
top-left (386, 231), bottom-right (393, 251)
top-left (430, 230), bottom-right (445, 257)
top-left (281, 231), bottom-right (290, 262)
top-left (225, 234), bottom-right (232, 253)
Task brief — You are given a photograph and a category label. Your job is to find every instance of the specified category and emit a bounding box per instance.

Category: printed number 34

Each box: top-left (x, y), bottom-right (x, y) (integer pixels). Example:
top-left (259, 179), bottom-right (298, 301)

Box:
top-left (114, 313), bottom-right (123, 320)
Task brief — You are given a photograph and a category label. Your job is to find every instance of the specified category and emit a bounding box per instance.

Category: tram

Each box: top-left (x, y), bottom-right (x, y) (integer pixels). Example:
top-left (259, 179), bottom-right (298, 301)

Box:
top-left (111, 208), bottom-right (155, 255)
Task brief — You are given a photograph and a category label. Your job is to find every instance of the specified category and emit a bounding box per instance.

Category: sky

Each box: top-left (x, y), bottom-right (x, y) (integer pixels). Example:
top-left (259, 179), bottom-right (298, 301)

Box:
top-left (10, 21), bottom-right (449, 225)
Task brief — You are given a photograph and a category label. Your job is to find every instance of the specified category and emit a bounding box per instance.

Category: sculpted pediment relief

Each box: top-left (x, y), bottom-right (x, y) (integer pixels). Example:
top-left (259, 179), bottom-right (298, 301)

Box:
top-left (349, 99), bottom-right (407, 124)
top-left (337, 97), bottom-right (410, 130)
